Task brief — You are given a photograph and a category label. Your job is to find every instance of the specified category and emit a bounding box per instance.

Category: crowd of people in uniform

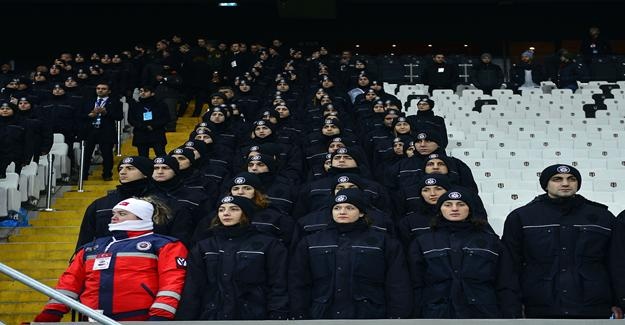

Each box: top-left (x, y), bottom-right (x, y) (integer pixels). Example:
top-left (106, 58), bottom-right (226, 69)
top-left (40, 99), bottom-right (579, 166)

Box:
top-left (2, 36), bottom-right (621, 321)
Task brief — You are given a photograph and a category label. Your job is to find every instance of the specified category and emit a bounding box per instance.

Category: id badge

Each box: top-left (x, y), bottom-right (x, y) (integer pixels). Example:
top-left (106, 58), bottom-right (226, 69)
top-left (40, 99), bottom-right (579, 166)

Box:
top-left (231, 60), bottom-right (237, 68)
top-left (437, 67), bottom-right (445, 73)
top-left (143, 111), bottom-right (153, 121)
top-left (93, 253), bottom-right (112, 270)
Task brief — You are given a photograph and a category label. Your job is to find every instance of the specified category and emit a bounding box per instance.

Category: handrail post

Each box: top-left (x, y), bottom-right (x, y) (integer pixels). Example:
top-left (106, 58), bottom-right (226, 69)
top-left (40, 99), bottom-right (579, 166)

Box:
top-left (116, 121), bottom-right (122, 157)
top-left (77, 140), bottom-right (85, 193)
top-left (0, 262), bottom-right (121, 325)
top-left (38, 153), bottom-right (55, 212)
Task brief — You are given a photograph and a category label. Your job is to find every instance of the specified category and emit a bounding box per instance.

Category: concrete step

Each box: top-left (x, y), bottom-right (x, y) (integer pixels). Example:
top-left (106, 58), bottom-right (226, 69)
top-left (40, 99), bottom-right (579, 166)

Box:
top-left (0, 279), bottom-right (57, 291)
top-left (3, 259), bottom-right (70, 271)
top-left (0, 249), bottom-right (73, 260)
top-left (18, 226), bottom-right (79, 236)
top-left (0, 301), bottom-right (46, 314)
top-left (36, 210), bottom-right (84, 219)
top-left (53, 197), bottom-right (97, 206)
top-left (0, 242), bottom-right (75, 252)
top-left (9, 234), bottom-right (78, 243)
top-left (0, 312), bottom-right (74, 325)
top-left (29, 218), bottom-right (82, 227)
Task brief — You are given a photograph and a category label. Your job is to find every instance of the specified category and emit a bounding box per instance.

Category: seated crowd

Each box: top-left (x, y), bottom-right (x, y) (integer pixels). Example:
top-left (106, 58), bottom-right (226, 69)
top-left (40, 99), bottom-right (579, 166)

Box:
top-left (2, 36), bottom-right (624, 321)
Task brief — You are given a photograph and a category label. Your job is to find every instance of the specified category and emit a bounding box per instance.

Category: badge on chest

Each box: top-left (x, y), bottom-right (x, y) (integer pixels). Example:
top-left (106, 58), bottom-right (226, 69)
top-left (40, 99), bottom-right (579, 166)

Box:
top-left (93, 253), bottom-right (113, 270)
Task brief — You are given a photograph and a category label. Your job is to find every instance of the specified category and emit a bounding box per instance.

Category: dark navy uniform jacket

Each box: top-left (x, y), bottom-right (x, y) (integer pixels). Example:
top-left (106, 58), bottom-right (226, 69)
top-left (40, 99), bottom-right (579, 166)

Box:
top-left (177, 225), bottom-right (289, 320)
top-left (409, 219), bottom-right (520, 318)
top-left (502, 194), bottom-right (625, 318)
top-left (289, 220), bottom-right (412, 319)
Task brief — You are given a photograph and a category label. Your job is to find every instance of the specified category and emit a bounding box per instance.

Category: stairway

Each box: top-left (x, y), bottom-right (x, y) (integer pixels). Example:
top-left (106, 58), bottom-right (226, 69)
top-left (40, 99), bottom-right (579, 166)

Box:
top-left (0, 115), bottom-right (200, 325)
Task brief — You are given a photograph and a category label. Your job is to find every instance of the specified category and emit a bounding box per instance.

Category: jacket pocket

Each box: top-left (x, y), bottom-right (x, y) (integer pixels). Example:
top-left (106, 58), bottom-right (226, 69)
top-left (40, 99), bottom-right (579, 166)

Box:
top-left (353, 294), bottom-right (386, 319)
top-left (352, 245), bottom-right (385, 284)
top-left (575, 224), bottom-right (611, 258)
top-left (522, 226), bottom-right (558, 259)
top-left (462, 247), bottom-right (499, 281)
top-left (236, 251), bottom-right (266, 284)
top-left (579, 264), bottom-right (612, 306)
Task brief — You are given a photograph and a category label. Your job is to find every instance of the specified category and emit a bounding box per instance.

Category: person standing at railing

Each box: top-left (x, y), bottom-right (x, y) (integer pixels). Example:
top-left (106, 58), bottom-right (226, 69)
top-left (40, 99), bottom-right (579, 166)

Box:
top-left (33, 197), bottom-right (188, 322)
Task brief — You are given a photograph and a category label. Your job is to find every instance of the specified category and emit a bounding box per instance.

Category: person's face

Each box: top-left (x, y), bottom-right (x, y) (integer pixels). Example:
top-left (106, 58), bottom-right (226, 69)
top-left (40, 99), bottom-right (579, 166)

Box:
top-left (218, 203), bottom-right (243, 226)
top-left (332, 203), bottom-right (362, 224)
top-left (65, 79), bottom-right (77, 88)
top-left (230, 43), bottom-right (240, 52)
top-left (441, 200), bottom-right (470, 221)
top-left (322, 124), bottom-right (340, 136)
top-left (433, 54), bottom-right (445, 64)
top-left (393, 141), bottom-right (404, 155)
top-left (49, 66), bottom-right (61, 75)
top-left (112, 55), bottom-right (122, 64)
top-left (139, 88), bottom-right (154, 99)
top-left (276, 82), bottom-right (289, 92)
top-left (415, 139), bottom-right (439, 155)
top-left (156, 41), bottom-right (167, 51)
top-left (590, 27), bottom-right (600, 38)
top-left (406, 145), bottom-right (415, 158)
top-left (239, 43), bottom-right (248, 52)
top-left (357, 77), bottom-right (369, 87)
top-left (395, 121), bottom-right (410, 134)
top-left (18, 100), bottom-right (31, 111)
top-left (521, 54), bottom-right (531, 63)
top-left (231, 185), bottom-right (255, 199)
top-left (373, 103), bottom-right (385, 113)
top-left (95, 84), bottom-right (111, 97)
top-left (34, 73), bottom-right (46, 82)
top-left (5, 81), bottom-right (17, 89)
top-left (425, 159), bottom-right (448, 174)
top-left (546, 173), bottom-right (579, 198)
top-left (324, 158), bottom-right (332, 171)
top-left (250, 44), bottom-right (259, 53)
top-left (239, 83), bottom-right (251, 92)
top-left (219, 88), bottom-right (235, 99)
top-left (254, 125), bottom-right (272, 138)
top-left (328, 142), bottom-right (345, 153)
top-left (417, 101), bottom-right (431, 111)
top-left (0, 106), bottom-right (14, 117)
top-left (210, 96), bottom-right (224, 106)
top-left (60, 53), bottom-right (72, 62)
top-left (334, 182), bottom-right (358, 194)
top-left (383, 115), bottom-right (396, 127)
top-left (172, 155), bottom-right (191, 170)
top-left (332, 154), bottom-right (357, 168)
top-left (197, 39), bottom-right (207, 47)
top-left (195, 133), bottom-right (213, 144)
top-left (275, 105), bottom-right (290, 118)
top-left (355, 62), bottom-right (365, 69)
top-left (247, 161), bottom-right (269, 174)
top-left (321, 79), bottom-right (334, 88)
top-left (320, 97), bottom-right (332, 105)
top-left (421, 186), bottom-right (447, 205)
top-left (111, 209), bottom-right (140, 224)
top-left (118, 164), bottom-right (146, 183)
top-left (365, 92), bottom-right (377, 101)
top-left (152, 164), bottom-right (175, 182)
top-left (481, 56), bottom-right (492, 64)
top-left (320, 47), bottom-right (328, 55)
top-left (52, 87), bottom-right (65, 96)
top-left (100, 55), bottom-right (111, 65)
top-left (210, 112), bottom-right (225, 123)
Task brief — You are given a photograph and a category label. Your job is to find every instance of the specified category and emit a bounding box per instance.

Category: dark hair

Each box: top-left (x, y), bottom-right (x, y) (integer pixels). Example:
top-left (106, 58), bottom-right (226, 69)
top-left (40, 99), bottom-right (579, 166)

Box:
top-left (136, 195), bottom-right (172, 226)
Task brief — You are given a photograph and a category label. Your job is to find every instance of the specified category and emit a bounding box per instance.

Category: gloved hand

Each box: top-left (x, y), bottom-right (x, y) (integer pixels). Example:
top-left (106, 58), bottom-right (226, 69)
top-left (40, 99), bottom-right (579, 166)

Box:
top-left (34, 310), bottom-right (63, 322)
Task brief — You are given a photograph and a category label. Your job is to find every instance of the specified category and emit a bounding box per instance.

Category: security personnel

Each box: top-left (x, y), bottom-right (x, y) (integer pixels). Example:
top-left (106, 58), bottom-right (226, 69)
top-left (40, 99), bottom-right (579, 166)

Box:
top-left (76, 156), bottom-right (155, 249)
top-left (177, 195), bottom-right (289, 320)
top-left (128, 85), bottom-right (170, 157)
top-left (502, 164), bottom-right (625, 318)
top-left (246, 154), bottom-right (295, 215)
top-left (409, 188), bottom-right (520, 318)
top-left (0, 101), bottom-right (33, 177)
top-left (396, 174), bottom-right (451, 247)
top-left (35, 198), bottom-right (188, 321)
top-left (79, 82), bottom-right (123, 181)
top-left (289, 189), bottom-right (412, 319)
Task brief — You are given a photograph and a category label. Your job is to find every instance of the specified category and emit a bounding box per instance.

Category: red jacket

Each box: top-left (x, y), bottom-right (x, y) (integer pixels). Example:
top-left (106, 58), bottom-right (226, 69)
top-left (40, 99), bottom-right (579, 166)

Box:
top-left (42, 230), bottom-right (188, 321)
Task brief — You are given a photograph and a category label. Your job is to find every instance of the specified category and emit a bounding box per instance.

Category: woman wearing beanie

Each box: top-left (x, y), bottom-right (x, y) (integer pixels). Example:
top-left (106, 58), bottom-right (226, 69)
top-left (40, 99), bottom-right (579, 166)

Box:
top-left (151, 156), bottom-right (209, 246)
top-left (408, 188), bottom-right (520, 319)
top-left (34, 197), bottom-right (188, 322)
top-left (176, 195), bottom-right (289, 320)
top-left (75, 156), bottom-right (157, 249)
top-left (169, 147), bottom-right (219, 203)
top-left (245, 154), bottom-right (295, 215)
top-left (290, 188), bottom-right (413, 319)
top-left (396, 174), bottom-right (451, 247)
top-left (293, 181), bottom-right (396, 251)
top-left (193, 172), bottom-right (294, 247)
top-left (0, 101), bottom-right (33, 178)
top-left (406, 98), bottom-right (448, 149)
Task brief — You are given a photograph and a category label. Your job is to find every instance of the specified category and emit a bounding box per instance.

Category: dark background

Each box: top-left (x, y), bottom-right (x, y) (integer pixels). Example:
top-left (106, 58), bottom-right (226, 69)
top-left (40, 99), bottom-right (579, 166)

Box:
top-left (2, 0), bottom-right (624, 68)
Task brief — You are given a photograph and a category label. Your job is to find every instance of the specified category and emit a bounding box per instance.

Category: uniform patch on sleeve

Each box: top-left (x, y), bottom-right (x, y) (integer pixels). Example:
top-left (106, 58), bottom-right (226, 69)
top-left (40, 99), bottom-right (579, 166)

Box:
top-left (176, 257), bottom-right (187, 269)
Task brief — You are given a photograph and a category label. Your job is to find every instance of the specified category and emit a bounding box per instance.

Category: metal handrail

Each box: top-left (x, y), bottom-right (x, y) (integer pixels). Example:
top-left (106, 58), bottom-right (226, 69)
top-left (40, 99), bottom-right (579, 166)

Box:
top-left (0, 262), bottom-right (121, 325)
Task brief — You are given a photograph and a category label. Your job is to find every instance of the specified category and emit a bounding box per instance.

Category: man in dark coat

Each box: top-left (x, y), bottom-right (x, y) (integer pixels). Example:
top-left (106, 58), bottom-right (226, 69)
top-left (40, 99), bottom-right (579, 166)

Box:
top-left (79, 82), bottom-right (123, 181)
top-left (471, 53), bottom-right (504, 95)
top-left (128, 85), bottom-right (170, 157)
top-left (422, 53), bottom-right (458, 94)
top-left (502, 164), bottom-right (625, 319)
